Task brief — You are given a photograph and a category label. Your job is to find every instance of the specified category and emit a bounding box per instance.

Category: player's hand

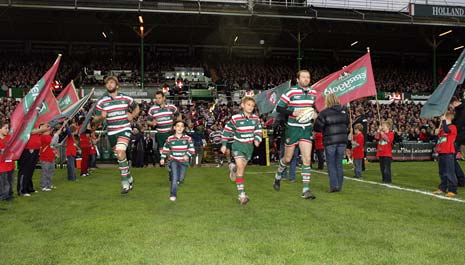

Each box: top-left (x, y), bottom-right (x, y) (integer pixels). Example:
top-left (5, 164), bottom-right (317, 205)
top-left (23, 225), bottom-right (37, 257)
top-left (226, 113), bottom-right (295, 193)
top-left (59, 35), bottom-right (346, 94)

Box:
top-left (183, 155), bottom-right (189, 161)
top-left (127, 112), bottom-right (134, 121)
top-left (292, 109), bottom-right (303, 117)
top-left (220, 146), bottom-right (227, 154)
top-left (101, 111), bottom-right (107, 119)
top-left (160, 159), bottom-right (165, 166)
top-left (254, 140), bottom-right (260, 147)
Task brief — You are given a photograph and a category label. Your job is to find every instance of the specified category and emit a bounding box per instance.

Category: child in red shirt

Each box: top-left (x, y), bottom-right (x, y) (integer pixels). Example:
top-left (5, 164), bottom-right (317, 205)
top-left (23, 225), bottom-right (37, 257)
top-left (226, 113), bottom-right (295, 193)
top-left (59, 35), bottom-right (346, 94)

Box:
top-left (79, 125), bottom-right (92, 177)
top-left (66, 124), bottom-right (79, 181)
top-left (433, 112), bottom-right (458, 197)
top-left (39, 124), bottom-right (59, 191)
top-left (313, 132), bottom-right (325, 170)
top-left (352, 123), bottom-right (365, 179)
top-left (375, 120), bottom-right (394, 183)
top-left (0, 120), bottom-right (15, 201)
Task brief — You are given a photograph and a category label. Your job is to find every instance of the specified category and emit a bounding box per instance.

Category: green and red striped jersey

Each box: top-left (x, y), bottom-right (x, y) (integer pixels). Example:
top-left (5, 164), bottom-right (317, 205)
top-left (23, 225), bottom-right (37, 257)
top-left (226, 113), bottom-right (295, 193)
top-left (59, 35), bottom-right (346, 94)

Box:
top-left (277, 86), bottom-right (317, 128)
top-left (161, 134), bottom-right (195, 165)
top-left (95, 92), bottom-right (137, 136)
top-left (221, 112), bottom-right (262, 146)
top-left (147, 104), bottom-right (178, 133)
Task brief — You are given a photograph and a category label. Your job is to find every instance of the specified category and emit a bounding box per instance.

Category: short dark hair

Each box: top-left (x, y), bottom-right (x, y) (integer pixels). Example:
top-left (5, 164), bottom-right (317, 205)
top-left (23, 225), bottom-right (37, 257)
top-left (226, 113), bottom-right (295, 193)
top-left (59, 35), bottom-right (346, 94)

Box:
top-left (155, 91), bottom-right (165, 97)
top-left (173, 120), bottom-right (187, 128)
top-left (296, 70), bottom-right (310, 79)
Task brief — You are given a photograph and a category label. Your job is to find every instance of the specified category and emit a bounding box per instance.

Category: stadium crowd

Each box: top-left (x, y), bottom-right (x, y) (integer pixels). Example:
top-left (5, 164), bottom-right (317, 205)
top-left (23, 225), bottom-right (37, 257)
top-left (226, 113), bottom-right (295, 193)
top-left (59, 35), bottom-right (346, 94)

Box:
top-left (0, 51), bottom-right (457, 94)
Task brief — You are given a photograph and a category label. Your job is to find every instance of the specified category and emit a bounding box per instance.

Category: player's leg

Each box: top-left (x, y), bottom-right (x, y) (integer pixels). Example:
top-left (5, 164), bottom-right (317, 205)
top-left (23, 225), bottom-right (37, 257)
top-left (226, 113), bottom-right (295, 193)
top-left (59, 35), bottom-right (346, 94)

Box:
top-left (226, 146), bottom-right (236, 181)
top-left (234, 155), bottom-right (249, 205)
top-left (112, 133), bottom-right (133, 194)
top-left (169, 160), bottom-right (179, 201)
top-left (298, 140), bottom-right (315, 199)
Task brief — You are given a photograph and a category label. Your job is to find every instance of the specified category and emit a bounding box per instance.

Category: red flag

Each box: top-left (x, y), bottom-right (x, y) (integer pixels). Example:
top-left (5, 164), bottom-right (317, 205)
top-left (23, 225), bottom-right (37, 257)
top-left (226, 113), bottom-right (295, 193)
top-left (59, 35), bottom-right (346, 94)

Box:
top-left (312, 52), bottom-right (376, 111)
top-left (34, 88), bottom-right (61, 127)
top-left (4, 55), bottom-right (61, 161)
top-left (56, 80), bottom-right (79, 111)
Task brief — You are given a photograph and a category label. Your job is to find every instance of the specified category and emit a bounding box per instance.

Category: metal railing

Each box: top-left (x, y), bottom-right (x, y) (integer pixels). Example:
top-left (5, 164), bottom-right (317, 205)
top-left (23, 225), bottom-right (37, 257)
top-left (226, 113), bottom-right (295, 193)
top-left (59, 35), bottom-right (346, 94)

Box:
top-left (256, 0), bottom-right (465, 12)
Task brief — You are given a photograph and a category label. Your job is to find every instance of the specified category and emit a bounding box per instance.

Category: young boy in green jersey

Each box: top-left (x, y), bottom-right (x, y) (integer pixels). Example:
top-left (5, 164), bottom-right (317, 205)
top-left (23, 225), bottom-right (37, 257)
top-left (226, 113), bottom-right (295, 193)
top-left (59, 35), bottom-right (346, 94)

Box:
top-left (221, 97), bottom-right (262, 205)
top-left (160, 120), bottom-right (195, 201)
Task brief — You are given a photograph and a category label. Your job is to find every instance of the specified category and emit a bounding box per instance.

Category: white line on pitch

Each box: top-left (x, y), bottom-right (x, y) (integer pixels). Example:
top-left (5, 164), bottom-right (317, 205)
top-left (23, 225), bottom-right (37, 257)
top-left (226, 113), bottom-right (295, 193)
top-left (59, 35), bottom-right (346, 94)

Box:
top-left (247, 170), bottom-right (465, 203)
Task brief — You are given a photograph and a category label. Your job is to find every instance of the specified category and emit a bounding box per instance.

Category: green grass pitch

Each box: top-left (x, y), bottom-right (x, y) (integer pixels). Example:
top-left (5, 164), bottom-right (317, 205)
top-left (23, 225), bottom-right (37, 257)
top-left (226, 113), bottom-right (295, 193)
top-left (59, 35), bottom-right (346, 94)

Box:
top-left (1, 161), bottom-right (464, 265)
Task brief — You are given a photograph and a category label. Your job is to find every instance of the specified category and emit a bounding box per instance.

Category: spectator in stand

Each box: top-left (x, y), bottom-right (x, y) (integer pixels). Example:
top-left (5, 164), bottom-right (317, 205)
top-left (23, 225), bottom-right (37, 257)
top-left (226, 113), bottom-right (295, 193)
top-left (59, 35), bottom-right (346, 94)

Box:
top-left (209, 124), bottom-right (224, 167)
top-left (131, 127), bottom-right (145, 168)
top-left (190, 121), bottom-right (206, 167)
top-left (144, 133), bottom-right (155, 167)
top-left (418, 128), bottom-right (430, 142)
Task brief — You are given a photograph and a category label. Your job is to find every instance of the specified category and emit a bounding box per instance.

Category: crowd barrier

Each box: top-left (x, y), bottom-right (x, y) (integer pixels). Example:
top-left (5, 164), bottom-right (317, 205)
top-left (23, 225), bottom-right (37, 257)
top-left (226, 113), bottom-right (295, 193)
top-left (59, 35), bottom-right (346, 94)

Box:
top-left (365, 142), bottom-right (435, 161)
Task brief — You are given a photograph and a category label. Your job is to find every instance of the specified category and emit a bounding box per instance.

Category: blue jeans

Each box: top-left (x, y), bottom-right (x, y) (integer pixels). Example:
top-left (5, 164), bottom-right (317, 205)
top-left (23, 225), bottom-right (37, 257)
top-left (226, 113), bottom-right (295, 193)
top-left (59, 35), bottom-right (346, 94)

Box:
top-left (325, 144), bottom-right (346, 190)
top-left (438, 154), bottom-right (458, 193)
top-left (280, 141), bottom-right (299, 181)
top-left (454, 142), bottom-right (464, 185)
top-left (169, 160), bottom-right (187, 197)
top-left (354, 159), bottom-right (363, 178)
top-left (90, 154), bottom-right (97, 168)
top-left (67, 156), bottom-right (76, 181)
top-left (379, 156), bottom-right (392, 183)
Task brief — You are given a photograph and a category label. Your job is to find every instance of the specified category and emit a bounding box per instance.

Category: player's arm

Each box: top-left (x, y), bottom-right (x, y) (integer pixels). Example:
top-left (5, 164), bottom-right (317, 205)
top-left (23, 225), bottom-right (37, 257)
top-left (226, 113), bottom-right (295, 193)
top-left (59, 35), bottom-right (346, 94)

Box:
top-left (31, 126), bottom-right (48, 135)
top-left (160, 141), bottom-right (170, 165)
top-left (186, 137), bottom-right (195, 161)
top-left (254, 120), bottom-right (263, 147)
top-left (276, 93), bottom-right (293, 115)
top-left (146, 111), bottom-right (156, 127)
top-left (92, 102), bottom-right (106, 127)
top-left (220, 120), bottom-right (235, 153)
top-left (128, 104), bottom-right (140, 122)
top-left (276, 92), bottom-right (302, 117)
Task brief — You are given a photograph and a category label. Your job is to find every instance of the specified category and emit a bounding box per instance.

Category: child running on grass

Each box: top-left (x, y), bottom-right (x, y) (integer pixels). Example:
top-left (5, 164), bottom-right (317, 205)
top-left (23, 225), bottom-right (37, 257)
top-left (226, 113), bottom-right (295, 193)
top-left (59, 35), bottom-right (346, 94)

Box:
top-left (433, 111), bottom-right (458, 197)
top-left (221, 97), bottom-right (262, 205)
top-left (160, 120), bottom-right (195, 202)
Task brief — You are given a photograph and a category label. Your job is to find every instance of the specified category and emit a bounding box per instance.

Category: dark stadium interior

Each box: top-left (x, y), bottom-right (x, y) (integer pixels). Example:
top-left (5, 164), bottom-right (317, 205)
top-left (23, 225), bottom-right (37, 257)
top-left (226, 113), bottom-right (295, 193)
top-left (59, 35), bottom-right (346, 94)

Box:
top-left (1, 2), bottom-right (464, 54)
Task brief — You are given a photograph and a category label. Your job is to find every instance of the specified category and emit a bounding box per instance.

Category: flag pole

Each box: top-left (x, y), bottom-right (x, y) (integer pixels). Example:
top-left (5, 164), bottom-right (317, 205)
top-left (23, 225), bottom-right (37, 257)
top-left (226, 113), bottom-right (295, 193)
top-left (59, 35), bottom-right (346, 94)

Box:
top-left (367, 47), bottom-right (382, 123)
top-left (347, 103), bottom-right (353, 130)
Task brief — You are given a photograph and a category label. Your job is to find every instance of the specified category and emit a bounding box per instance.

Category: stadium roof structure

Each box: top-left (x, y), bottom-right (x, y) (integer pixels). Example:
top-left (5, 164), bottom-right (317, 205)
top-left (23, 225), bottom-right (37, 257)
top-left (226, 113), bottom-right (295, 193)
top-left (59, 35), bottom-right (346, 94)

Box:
top-left (0, 0), bottom-right (464, 55)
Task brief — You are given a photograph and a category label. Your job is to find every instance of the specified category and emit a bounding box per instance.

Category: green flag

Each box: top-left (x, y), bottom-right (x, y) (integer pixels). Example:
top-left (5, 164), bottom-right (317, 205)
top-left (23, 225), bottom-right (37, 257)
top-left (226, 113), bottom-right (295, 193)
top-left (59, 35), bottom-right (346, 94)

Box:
top-left (49, 89), bottom-right (94, 127)
top-left (4, 55), bottom-right (61, 161)
top-left (254, 81), bottom-right (291, 115)
top-left (420, 49), bottom-right (465, 118)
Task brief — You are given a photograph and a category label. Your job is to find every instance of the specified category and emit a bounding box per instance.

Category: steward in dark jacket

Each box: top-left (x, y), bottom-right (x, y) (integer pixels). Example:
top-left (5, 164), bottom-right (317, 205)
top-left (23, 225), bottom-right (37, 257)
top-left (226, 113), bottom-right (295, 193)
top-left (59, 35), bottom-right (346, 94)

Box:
top-left (313, 105), bottom-right (349, 146)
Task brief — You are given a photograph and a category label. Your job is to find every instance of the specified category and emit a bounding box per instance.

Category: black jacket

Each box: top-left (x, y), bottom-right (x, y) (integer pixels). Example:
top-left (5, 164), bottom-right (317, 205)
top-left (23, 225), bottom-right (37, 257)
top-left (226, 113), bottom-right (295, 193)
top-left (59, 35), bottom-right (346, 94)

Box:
top-left (352, 114), bottom-right (368, 138)
top-left (453, 102), bottom-right (465, 144)
top-left (314, 105), bottom-right (349, 146)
